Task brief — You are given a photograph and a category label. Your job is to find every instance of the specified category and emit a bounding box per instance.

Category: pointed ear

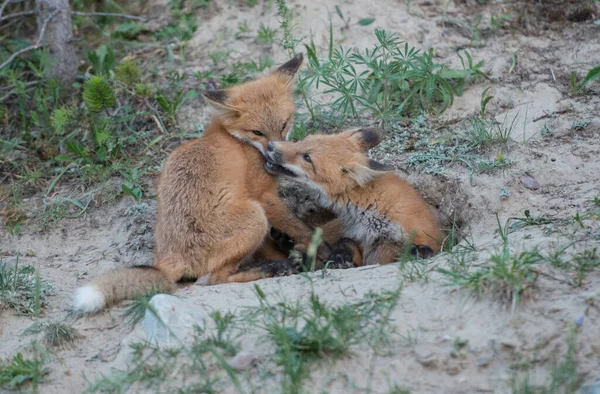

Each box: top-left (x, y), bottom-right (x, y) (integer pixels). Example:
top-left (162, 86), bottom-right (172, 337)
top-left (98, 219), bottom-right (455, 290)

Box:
top-left (368, 159), bottom-right (395, 172)
top-left (201, 89), bottom-right (240, 119)
top-left (273, 53), bottom-right (304, 88)
top-left (348, 128), bottom-right (385, 152)
top-left (345, 164), bottom-right (382, 187)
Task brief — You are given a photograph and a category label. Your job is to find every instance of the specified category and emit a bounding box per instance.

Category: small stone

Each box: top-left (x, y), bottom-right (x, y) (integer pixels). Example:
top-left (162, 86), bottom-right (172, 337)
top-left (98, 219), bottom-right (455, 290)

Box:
top-left (521, 173), bottom-right (540, 190)
top-left (476, 357), bottom-right (490, 367)
top-left (143, 294), bottom-right (207, 347)
top-left (501, 340), bottom-right (518, 350)
top-left (227, 351), bottom-right (257, 371)
top-left (414, 345), bottom-right (438, 368)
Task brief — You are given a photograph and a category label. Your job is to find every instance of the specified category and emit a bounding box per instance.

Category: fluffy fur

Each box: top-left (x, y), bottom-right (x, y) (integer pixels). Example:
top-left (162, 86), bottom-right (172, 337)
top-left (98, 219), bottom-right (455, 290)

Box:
top-left (266, 128), bottom-right (443, 265)
top-left (72, 55), bottom-right (314, 313)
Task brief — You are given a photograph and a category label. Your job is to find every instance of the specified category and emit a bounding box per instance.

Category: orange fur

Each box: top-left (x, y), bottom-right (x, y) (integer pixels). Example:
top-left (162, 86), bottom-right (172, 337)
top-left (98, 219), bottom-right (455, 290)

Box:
top-left (73, 55), bottom-right (314, 313)
top-left (265, 128), bottom-right (443, 266)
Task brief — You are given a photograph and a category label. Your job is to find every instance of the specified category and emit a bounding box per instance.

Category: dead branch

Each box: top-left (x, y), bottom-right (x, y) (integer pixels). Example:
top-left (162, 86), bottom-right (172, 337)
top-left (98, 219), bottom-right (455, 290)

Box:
top-left (0, 9), bottom-right (34, 22)
top-left (71, 11), bottom-right (146, 22)
top-left (0, 81), bottom-right (39, 102)
top-left (0, 8), bottom-right (58, 71)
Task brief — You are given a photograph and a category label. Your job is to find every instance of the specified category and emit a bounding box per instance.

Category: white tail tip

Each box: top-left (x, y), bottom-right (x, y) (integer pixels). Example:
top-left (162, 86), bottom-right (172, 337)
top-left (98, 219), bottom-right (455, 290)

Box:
top-left (73, 285), bottom-right (105, 313)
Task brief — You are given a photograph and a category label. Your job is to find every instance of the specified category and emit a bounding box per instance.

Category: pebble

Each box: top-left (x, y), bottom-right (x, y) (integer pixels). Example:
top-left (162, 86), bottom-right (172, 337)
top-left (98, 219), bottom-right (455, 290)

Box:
top-left (521, 173), bottom-right (541, 190)
top-left (227, 351), bottom-right (258, 371)
top-left (476, 357), bottom-right (490, 367)
top-left (414, 345), bottom-right (438, 368)
top-left (143, 294), bottom-right (207, 347)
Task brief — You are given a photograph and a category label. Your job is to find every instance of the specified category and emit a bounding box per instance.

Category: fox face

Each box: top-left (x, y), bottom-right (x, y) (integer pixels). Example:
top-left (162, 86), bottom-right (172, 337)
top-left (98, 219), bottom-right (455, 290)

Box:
top-left (201, 54), bottom-right (303, 156)
top-left (265, 128), bottom-right (394, 197)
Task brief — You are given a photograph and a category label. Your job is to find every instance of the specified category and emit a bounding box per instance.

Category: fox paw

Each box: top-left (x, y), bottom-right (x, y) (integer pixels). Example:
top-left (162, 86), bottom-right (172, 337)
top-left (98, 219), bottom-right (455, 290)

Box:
top-left (287, 248), bottom-right (307, 272)
top-left (410, 245), bottom-right (435, 259)
top-left (325, 239), bottom-right (359, 269)
top-left (257, 260), bottom-right (298, 277)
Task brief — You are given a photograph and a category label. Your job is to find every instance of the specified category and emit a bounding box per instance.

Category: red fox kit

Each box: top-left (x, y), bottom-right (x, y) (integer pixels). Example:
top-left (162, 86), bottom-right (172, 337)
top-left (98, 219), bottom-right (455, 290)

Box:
top-left (73, 54), bottom-right (315, 313)
top-left (264, 128), bottom-right (443, 266)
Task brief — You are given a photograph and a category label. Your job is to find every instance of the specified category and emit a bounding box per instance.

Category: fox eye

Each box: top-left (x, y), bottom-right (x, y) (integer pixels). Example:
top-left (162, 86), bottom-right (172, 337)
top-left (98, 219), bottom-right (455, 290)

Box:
top-left (303, 154), bottom-right (312, 163)
top-left (281, 121), bottom-right (288, 132)
top-left (251, 130), bottom-right (264, 136)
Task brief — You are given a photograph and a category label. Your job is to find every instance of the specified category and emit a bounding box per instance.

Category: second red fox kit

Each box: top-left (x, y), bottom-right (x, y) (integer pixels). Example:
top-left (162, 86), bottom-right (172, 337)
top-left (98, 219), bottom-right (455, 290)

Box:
top-left (265, 128), bottom-right (443, 266)
top-left (72, 54), bottom-right (315, 313)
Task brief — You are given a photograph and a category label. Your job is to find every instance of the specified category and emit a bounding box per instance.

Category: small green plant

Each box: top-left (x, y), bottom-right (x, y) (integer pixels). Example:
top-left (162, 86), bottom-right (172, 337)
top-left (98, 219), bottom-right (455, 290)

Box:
top-left (288, 120), bottom-right (316, 141)
top-left (115, 61), bottom-right (141, 87)
top-left (123, 285), bottom-right (171, 326)
top-left (439, 246), bottom-right (541, 309)
top-left (571, 66), bottom-right (600, 95)
top-left (155, 89), bottom-right (198, 125)
top-left (570, 120), bottom-right (590, 131)
top-left (549, 247), bottom-right (600, 287)
top-left (257, 23), bottom-right (277, 44)
top-left (306, 30), bottom-right (484, 125)
top-left (82, 76), bottom-right (117, 114)
top-left (253, 284), bottom-right (401, 393)
top-left (0, 258), bottom-right (54, 315)
top-left (508, 210), bottom-right (553, 233)
top-left (87, 45), bottom-right (116, 76)
top-left (479, 86), bottom-right (493, 118)
top-left (407, 136), bottom-right (512, 177)
top-left (24, 320), bottom-right (81, 348)
top-left (192, 311), bottom-right (240, 356)
top-left (237, 20), bottom-right (250, 35)
top-left (208, 50), bottom-right (230, 66)
top-left (540, 125), bottom-right (554, 137)
top-left (0, 351), bottom-right (49, 391)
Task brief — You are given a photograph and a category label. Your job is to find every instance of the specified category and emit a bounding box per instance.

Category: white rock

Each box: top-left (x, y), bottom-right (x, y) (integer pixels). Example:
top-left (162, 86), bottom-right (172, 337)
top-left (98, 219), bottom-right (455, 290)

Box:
top-left (227, 350), bottom-right (258, 371)
top-left (143, 294), bottom-right (207, 347)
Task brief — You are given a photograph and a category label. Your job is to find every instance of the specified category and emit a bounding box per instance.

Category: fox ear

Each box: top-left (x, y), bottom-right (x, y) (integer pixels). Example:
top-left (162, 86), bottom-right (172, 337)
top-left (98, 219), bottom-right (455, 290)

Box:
top-left (201, 89), bottom-right (240, 119)
top-left (348, 128), bottom-right (385, 152)
top-left (345, 164), bottom-right (383, 187)
top-left (273, 53), bottom-right (304, 88)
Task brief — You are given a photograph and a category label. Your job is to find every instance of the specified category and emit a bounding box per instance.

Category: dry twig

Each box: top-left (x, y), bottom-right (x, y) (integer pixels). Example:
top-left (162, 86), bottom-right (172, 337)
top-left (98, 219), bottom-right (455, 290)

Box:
top-left (0, 8), bottom-right (59, 71)
top-left (71, 11), bottom-right (146, 22)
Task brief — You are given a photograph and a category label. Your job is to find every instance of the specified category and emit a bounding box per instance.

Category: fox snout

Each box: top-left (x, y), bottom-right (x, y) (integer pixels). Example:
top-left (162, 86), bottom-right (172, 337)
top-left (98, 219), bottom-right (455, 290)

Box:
top-left (266, 142), bottom-right (283, 164)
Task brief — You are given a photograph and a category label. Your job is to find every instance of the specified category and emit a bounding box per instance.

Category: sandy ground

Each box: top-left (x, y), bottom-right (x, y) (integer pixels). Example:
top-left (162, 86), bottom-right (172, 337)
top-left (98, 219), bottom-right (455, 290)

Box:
top-left (1, 0), bottom-right (600, 393)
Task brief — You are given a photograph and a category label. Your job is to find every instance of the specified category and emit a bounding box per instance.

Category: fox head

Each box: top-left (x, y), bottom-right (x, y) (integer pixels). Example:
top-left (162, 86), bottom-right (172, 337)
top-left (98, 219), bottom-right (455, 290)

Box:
top-left (201, 54), bottom-right (303, 156)
top-left (264, 128), bottom-right (395, 197)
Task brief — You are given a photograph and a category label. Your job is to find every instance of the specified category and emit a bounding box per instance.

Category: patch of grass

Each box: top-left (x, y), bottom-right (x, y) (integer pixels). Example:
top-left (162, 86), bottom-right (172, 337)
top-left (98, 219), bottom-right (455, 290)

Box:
top-left (0, 350), bottom-right (49, 392)
top-left (0, 258), bottom-right (54, 315)
top-left (252, 284), bottom-right (401, 393)
top-left (257, 23), bottom-right (277, 44)
top-left (192, 311), bottom-right (240, 356)
top-left (438, 246), bottom-right (541, 309)
top-left (24, 320), bottom-right (81, 348)
top-left (406, 136), bottom-right (512, 177)
top-left (44, 321), bottom-right (81, 348)
top-left (86, 311), bottom-right (237, 394)
top-left (123, 285), bottom-right (172, 326)
top-left (547, 246), bottom-right (600, 287)
top-left (87, 284), bottom-right (403, 394)
top-left (275, 0), bottom-right (485, 127)
top-left (508, 210), bottom-right (554, 233)
top-left (512, 324), bottom-right (582, 394)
